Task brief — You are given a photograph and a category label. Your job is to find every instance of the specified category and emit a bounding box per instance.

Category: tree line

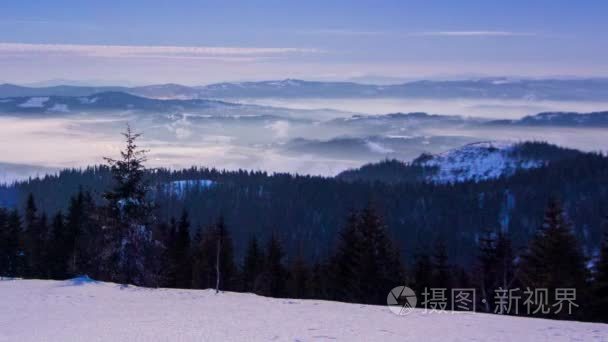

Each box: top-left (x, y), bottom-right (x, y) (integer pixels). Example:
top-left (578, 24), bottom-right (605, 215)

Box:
top-left (1, 128), bottom-right (607, 323)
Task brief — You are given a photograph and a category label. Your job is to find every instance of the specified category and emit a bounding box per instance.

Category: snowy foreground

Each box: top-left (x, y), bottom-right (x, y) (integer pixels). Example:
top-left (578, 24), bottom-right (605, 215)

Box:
top-left (1, 278), bottom-right (607, 342)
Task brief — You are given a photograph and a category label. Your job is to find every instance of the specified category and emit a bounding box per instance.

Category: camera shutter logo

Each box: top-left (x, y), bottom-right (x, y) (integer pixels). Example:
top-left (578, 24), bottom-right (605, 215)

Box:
top-left (387, 286), bottom-right (417, 315)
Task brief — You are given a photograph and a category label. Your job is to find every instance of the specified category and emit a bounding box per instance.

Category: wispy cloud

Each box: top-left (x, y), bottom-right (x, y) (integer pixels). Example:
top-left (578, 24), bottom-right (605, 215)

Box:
top-left (411, 31), bottom-right (536, 37)
top-left (0, 42), bottom-right (322, 61)
top-left (296, 29), bottom-right (537, 38)
top-left (296, 29), bottom-right (386, 36)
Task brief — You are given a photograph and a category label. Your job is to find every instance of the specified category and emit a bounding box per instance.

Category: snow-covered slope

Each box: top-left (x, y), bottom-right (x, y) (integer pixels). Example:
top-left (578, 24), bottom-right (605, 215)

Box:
top-left (1, 278), bottom-right (606, 342)
top-left (415, 141), bottom-right (544, 183)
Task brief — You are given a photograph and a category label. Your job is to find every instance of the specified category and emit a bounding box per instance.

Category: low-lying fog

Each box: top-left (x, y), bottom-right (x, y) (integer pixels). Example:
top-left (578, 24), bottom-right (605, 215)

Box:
top-left (233, 98), bottom-right (608, 119)
top-left (1, 97), bottom-right (607, 183)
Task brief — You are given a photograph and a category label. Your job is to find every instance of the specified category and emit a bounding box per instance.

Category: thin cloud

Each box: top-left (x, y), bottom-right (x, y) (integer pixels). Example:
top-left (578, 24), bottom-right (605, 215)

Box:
top-left (0, 42), bottom-right (322, 60)
top-left (296, 29), bottom-right (537, 38)
top-left (296, 29), bottom-right (386, 36)
top-left (411, 31), bottom-right (536, 37)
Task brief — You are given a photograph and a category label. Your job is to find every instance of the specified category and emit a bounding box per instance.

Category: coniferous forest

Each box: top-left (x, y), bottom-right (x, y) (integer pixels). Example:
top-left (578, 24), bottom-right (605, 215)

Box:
top-left (1, 128), bottom-right (608, 323)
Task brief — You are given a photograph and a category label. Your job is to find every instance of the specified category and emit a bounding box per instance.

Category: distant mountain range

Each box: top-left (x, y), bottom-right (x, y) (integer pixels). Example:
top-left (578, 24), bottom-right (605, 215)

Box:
top-left (333, 111), bottom-right (608, 127)
top-left (2, 91), bottom-right (607, 127)
top-left (488, 111), bottom-right (608, 127)
top-left (3, 78), bottom-right (608, 101)
top-left (0, 92), bottom-right (237, 115)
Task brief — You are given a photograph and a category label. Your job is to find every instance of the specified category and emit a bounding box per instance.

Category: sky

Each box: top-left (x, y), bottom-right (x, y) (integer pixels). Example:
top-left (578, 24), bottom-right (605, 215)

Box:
top-left (1, 0), bottom-right (607, 85)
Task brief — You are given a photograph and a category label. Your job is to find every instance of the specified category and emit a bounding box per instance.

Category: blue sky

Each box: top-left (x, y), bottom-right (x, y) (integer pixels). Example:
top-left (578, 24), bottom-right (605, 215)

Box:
top-left (1, 0), bottom-right (607, 84)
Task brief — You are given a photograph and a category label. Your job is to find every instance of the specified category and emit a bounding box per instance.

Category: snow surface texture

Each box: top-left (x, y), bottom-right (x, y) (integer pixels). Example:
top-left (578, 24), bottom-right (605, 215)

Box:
top-left (420, 141), bottom-right (543, 183)
top-left (1, 278), bottom-right (607, 342)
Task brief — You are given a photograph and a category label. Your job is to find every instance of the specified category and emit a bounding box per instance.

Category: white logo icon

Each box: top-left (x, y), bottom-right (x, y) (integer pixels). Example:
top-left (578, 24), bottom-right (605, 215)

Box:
top-left (387, 286), bottom-right (417, 315)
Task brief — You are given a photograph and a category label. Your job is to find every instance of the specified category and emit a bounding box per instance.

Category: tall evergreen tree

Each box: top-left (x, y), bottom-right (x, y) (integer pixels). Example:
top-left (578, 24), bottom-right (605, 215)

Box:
top-left (102, 125), bottom-right (156, 286)
top-left (0, 209), bottom-right (20, 277)
top-left (590, 218), bottom-right (608, 322)
top-left (48, 212), bottom-right (69, 279)
top-left (191, 218), bottom-right (236, 291)
top-left (8, 210), bottom-right (24, 277)
top-left (23, 193), bottom-right (48, 278)
top-left (476, 230), bottom-right (515, 312)
top-left (330, 210), bottom-right (362, 302)
top-left (241, 235), bottom-right (265, 293)
top-left (330, 207), bottom-right (404, 304)
top-left (412, 252), bottom-right (433, 296)
top-left (69, 190), bottom-right (102, 278)
top-left (431, 239), bottom-right (451, 289)
top-left (168, 210), bottom-right (192, 288)
top-left (260, 233), bottom-right (287, 297)
top-left (287, 255), bottom-right (311, 299)
top-left (191, 226), bottom-right (212, 289)
top-left (357, 206), bottom-right (405, 304)
top-left (519, 198), bottom-right (588, 319)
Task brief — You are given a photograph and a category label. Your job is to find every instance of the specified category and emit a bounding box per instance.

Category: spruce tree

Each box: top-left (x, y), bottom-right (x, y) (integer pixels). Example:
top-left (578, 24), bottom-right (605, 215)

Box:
top-left (330, 210), bottom-right (362, 302)
top-left (48, 212), bottom-right (69, 279)
top-left (242, 235), bottom-right (265, 293)
top-left (519, 198), bottom-right (588, 319)
top-left (8, 210), bottom-right (24, 277)
top-left (170, 210), bottom-right (192, 288)
top-left (357, 206), bottom-right (404, 304)
top-left (287, 255), bottom-right (311, 299)
top-left (591, 220), bottom-right (608, 322)
top-left (191, 226), bottom-right (212, 289)
top-left (260, 233), bottom-right (287, 297)
top-left (0, 209), bottom-right (19, 277)
top-left (69, 190), bottom-right (102, 278)
top-left (330, 207), bottom-right (404, 304)
top-left (412, 252), bottom-right (433, 296)
top-left (23, 194), bottom-right (48, 278)
top-left (432, 239), bottom-right (451, 289)
top-left (476, 230), bottom-right (515, 312)
top-left (191, 218), bottom-right (236, 291)
top-left (102, 125), bottom-right (156, 286)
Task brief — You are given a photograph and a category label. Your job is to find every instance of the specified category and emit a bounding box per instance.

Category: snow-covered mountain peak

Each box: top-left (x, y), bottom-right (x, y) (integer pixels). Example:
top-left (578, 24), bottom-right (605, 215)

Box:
top-left (415, 141), bottom-right (544, 183)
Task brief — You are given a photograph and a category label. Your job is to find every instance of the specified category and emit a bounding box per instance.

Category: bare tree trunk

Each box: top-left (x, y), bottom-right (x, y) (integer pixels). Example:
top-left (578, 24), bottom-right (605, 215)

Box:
top-left (215, 237), bottom-right (221, 294)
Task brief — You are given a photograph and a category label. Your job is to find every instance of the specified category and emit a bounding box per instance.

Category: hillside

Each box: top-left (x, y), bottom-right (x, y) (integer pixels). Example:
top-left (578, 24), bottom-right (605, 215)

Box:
top-left (2, 143), bottom-right (607, 265)
top-left (488, 111), bottom-right (608, 127)
top-left (1, 278), bottom-right (606, 342)
top-left (337, 141), bottom-right (583, 184)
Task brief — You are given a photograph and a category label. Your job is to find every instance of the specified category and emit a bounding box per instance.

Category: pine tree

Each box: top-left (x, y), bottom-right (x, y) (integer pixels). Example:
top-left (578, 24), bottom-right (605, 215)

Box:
top-left (191, 218), bottom-right (236, 291)
top-left (330, 210), bottom-right (362, 302)
top-left (102, 125), bottom-right (156, 286)
top-left (69, 190), bottom-right (102, 278)
top-left (476, 230), bottom-right (515, 312)
top-left (431, 239), bottom-right (450, 289)
top-left (0, 209), bottom-right (19, 277)
top-left (169, 210), bottom-right (192, 288)
top-left (330, 207), bottom-right (404, 304)
top-left (260, 233), bottom-right (287, 297)
top-left (191, 226), bottom-right (212, 289)
top-left (287, 255), bottom-right (311, 299)
top-left (48, 212), bottom-right (69, 279)
top-left (23, 193), bottom-right (48, 278)
top-left (591, 219), bottom-right (608, 322)
top-left (242, 235), bottom-right (265, 293)
top-left (519, 198), bottom-right (588, 319)
top-left (357, 206), bottom-right (404, 304)
top-left (8, 210), bottom-right (24, 277)
top-left (412, 252), bottom-right (433, 296)
top-left (308, 261), bottom-right (329, 300)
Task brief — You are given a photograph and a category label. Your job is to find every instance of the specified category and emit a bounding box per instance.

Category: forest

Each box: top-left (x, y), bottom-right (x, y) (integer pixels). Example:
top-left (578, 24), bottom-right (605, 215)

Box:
top-left (1, 129), bottom-right (607, 323)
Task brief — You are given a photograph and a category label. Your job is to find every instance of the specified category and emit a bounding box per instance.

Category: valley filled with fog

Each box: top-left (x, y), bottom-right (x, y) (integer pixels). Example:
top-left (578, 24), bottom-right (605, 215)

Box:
top-left (1, 92), bottom-right (607, 184)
